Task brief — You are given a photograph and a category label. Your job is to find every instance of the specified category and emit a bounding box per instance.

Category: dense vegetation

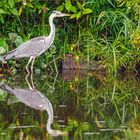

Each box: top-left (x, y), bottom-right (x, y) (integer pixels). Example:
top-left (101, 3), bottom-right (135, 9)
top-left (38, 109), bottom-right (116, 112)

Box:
top-left (0, 1), bottom-right (140, 139)
top-left (0, 0), bottom-right (140, 73)
top-left (0, 71), bottom-right (140, 140)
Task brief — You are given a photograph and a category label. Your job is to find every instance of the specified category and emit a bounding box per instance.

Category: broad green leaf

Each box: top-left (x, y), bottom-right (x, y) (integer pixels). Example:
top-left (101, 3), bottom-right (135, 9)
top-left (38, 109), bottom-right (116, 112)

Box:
top-left (83, 8), bottom-right (92, 15)
top-left (8, 33), bottom-right (23, 47)
top-left (11, 8), bottom-right (19, 16)
top-left (56, 5), bottom-right (64, 12)
top-left (0, 39), bottom-right (6, 47)
top-left (0, 39), bottom-right (8, 54)
top-left (39, 8), bottom-right (42, 14)
top-left (0, 16), bottom-right (4, 23)
top-left (0, 9), bottom-right (5, 14)
top-left (0, 89), bottom-right (7, 101)
top-left (70, 13), bottom-right (77, 19)
top-left (8, 0), bottom-right (14, 8)
top-left (38, 4), bottom-right (46, 14)
top-left (71, 6), bottom-right (77, 13)
top-left (65, 0), bottom-right (72, 12)
top-left (46, 7), bottom-right (50, 11)
top-left (14, 36), bottom-right (23, 47)
top-left (76, 12), bottom-right (81, 19)
top-left (18, 7), bottom-right (22, 16)
top-left (26, 3), bottom-right (33, 8)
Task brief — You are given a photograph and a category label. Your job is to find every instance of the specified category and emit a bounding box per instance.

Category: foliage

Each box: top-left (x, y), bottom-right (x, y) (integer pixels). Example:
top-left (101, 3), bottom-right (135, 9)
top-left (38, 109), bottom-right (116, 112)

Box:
top-left (131, 28), bottom-right (140, 48)
top-left (0, 39), bottom-right (8, 54)
top-left (57, 0), bottom-right (92, 19)
top-left (0, 72), bottom-right (140, 139)
top-left (0, 1), bottom-right (140, 139)
top-left (0, 0), bottom-right (140, 72)
top-left (0, 0), bottom-right (19, 23)
top-left (116, 0), bottom-right (140, 15)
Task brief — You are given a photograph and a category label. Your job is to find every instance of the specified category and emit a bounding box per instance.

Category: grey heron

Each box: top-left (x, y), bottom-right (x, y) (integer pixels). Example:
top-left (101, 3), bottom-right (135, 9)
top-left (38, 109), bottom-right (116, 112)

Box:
top-left (2, 10), bottom-right (70, 73)
top-left (0, 82), bottom-right (67, 136)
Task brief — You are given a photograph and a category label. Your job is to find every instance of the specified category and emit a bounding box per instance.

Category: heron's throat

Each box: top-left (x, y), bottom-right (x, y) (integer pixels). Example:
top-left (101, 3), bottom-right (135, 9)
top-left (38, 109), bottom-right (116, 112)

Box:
top-left (48, 16), bottom-right (55, 42)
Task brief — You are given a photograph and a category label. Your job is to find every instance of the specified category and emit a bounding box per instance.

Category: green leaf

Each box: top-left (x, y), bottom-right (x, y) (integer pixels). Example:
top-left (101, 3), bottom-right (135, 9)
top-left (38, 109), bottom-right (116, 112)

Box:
top-left (0, 39), bottom-right (6, 47)
top-left (77, 1), bottom-right (82, 9)
top-left (8, 0), bottom-right (14, 8)
top-left (82, 1), bottom-right (86, 7)
top-left (14, 36), bottom-right (23, 47)
top-left (65, 0), bottom-right (72, 12)
top-left (10, 8), bottom-right (19, 16)
top-left (76, 12), bottom-right (81, 19)
top-left (0, 16), bottom-right (4, 23)
top-left (71, 6), bottom-right (77, 13)
top-left (0, 89), bottom-right (7, 101)
top-left (38, 8), bottom-right (42, 14)
top-left (12, 68), bottom-right (17, 75)
top-left (83, 8), bottom-right (92, 15)
top-left (18, 7), bottom-right (22, 16)
top-left (0, 9), bottom-right (5, 14)
top-left (56, 5), bottom-right (64, 12)
top-left (70, 14), bottom-right (77, 19)
top-left (26, 3), bottom-right (33, 8)
top-left (0, 39), bottom-right (8, 54)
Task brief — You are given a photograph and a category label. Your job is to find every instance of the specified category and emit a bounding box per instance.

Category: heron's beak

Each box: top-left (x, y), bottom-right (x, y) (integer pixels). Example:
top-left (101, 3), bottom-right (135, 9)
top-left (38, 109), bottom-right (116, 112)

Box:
top-left (61, 13), bottom-right (71, 17)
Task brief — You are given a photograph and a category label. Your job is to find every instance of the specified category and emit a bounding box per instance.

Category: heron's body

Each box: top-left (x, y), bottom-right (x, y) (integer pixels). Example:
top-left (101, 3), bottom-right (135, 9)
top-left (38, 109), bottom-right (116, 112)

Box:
top-left (2, 11), bottom-right (70, 73)
top-left (4, 36), bottom-right (51, 59)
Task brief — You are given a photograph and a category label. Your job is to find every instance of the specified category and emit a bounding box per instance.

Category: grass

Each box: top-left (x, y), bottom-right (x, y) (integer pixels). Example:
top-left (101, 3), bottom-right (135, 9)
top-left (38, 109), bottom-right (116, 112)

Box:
top-left (0, 0), bottom-right (140, 74)
top-left (1, 68), bottom-right (140, 139)
top-left (0, 2), bottom-right (140, 140)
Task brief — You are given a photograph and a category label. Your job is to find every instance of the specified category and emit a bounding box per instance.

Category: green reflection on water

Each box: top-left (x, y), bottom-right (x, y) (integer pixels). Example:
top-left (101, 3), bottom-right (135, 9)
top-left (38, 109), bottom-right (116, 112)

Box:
top-left (0, 70), bottom-right (140, 140)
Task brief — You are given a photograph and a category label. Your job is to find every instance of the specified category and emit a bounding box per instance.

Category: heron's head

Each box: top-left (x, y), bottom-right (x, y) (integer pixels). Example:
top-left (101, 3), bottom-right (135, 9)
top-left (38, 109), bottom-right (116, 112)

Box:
top-left (51, 10), bottom-right (70, 18)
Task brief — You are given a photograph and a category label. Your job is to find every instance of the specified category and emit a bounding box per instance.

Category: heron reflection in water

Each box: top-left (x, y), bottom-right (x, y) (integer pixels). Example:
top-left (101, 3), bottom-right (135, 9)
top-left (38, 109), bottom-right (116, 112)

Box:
top-left (0, 79), bottom-right (67, 137)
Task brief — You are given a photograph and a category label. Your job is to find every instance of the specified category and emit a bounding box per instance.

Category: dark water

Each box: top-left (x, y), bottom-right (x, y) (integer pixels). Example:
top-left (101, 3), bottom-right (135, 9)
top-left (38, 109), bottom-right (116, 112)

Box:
top-left (0, 70), bottom-right (140, 140)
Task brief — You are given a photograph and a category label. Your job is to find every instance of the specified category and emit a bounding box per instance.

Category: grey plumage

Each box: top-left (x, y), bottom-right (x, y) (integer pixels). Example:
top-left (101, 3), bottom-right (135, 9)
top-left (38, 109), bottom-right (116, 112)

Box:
top-left (3, 37), bottom-right (50, 60)
top-left (2, 11), bottom-right (70, 73)
top-left (0, 83), bottom-right (53, 112)
top-left (0, 83), bottom-right (66, 136)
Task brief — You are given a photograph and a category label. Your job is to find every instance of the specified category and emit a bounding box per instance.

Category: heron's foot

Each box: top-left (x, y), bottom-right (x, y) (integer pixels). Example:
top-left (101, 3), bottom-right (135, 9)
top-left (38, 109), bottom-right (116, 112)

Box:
top-left (49, 130), bottom-right (68, 137)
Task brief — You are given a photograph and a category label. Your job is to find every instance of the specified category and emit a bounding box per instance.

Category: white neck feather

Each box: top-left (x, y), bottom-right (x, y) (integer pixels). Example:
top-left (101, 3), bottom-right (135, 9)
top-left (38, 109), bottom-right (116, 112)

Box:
top-left (48, 15), bottom-right (55, 42)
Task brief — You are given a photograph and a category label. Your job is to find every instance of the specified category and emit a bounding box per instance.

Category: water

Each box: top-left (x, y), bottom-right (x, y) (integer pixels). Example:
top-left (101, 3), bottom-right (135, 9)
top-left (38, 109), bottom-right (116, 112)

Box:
top-left (0, 70), bottom-right (140, 140)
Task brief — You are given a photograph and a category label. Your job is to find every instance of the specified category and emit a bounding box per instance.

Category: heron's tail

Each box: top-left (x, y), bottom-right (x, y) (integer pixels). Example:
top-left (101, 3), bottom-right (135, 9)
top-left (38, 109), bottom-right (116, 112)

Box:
top-left (2, 50), bottom-right (16, 61)
top-left (0, 82), bottom-right (15, 95)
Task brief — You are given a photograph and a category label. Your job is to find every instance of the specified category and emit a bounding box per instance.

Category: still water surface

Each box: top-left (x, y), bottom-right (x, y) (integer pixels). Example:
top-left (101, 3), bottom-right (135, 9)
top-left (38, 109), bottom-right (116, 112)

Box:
top-left (0, 70), bottom-right (140, 140)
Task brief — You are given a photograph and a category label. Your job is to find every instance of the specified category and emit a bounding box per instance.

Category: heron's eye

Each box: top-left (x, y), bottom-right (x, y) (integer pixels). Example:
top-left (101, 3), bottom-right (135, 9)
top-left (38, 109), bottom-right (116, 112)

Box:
top-left (52, 10), bottom-right (56, 14)
top-left (56, 13), bottom-right (60, 15)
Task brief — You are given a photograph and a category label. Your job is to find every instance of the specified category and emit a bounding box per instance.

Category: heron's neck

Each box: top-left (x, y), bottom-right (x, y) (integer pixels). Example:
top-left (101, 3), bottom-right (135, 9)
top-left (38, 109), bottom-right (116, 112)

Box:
top-left (48, 16), bottom-right (55, 40)
top-left (46, 117), bottom-right (54, 135)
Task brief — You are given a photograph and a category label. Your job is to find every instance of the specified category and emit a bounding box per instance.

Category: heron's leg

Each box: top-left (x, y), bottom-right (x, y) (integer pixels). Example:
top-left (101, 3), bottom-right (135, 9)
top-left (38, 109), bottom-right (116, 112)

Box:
top-left (31, 57), bottom-right (36, 89)
top-left (31, 72), bottom-right (35, 89)
top-left (25, 74), bottom-right (33, 90)
top-left (26, 57), bottom-right (33, 74)
top-left (31, 57), bottom-right (36, 74)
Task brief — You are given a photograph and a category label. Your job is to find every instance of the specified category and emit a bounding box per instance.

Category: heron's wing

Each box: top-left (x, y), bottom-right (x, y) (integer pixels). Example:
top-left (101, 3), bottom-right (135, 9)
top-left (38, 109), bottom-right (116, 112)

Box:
top-left (13, 88), bottom-right (45, 110)
top-left (14, 36), bottom-right (50, 58)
